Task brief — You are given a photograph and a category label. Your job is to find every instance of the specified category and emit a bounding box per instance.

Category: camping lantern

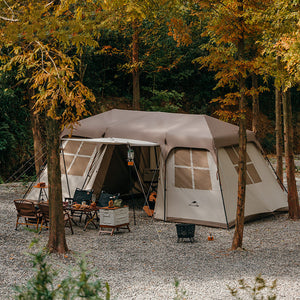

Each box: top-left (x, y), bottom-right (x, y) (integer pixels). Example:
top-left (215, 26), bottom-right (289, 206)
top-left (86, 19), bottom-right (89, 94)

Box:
top-left (127, 148), bottom-right (134, 166)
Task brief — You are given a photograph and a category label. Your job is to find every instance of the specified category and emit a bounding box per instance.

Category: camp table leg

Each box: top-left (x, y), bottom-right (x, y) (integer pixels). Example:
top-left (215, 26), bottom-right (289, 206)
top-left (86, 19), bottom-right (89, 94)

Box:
top-left (83, 210), bottom-right (99, 231)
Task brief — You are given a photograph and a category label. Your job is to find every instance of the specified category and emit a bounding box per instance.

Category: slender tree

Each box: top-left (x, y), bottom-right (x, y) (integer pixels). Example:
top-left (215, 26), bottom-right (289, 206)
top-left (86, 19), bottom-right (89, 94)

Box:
top-left (251, 73), bottom-right (259, 134)
top-left (260, 0), bottom-right (300, 219)
top-left (232, 0), bottom-right (247, 250)
top-left (282, 88), bottom-right (300, 219)
top-left (192, 0), bottom-right (272, 249)
top-left (275, 83), bottom-right (283, 183)
top-left (99, 0), bottom-right (149, 109)
top-left (1, 0), bottom-right (98, 253)
top-left (99, 0), bottom-right (181, 110)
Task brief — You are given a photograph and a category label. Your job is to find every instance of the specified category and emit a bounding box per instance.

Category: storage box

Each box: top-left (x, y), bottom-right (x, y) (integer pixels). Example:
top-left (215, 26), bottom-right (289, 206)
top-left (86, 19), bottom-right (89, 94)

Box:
top-left (176, 223), bottom-right (195, 243)
top-left (100, 206), bottom-right (129, 226)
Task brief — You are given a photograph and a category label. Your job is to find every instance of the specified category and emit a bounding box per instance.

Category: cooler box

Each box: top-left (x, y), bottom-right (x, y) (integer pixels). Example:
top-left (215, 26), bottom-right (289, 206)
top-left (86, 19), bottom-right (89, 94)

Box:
top-left (99, 206), bottom-right (129, 226)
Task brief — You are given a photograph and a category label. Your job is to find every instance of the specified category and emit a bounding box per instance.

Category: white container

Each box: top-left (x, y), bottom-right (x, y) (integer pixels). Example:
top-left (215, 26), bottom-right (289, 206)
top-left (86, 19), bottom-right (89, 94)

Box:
top-left (99, 206), bottom-right (129, 226)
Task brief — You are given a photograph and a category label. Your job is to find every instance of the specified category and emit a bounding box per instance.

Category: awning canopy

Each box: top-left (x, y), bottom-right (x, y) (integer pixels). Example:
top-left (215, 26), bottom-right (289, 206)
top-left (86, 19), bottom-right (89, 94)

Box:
top-left (61, 137), bottom-right (159, 147)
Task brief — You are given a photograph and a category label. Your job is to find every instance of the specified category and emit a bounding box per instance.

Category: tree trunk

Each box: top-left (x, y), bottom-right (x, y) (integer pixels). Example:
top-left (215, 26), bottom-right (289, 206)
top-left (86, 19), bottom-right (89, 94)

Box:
top-left (282, 88), bottom-right (300, 219)
top-left (251, 73), bottom-right (259, 134)
top-left (231, 77), bottom-right (247, 250)
top-left (29, 89), bottom-right (45, 176)
top-left (275, 85), bottom-right (283, 183)
top-left (46, 117), bottom-right (69, 253)
top-left (232, 0), bottom-right (247, 250)
top-left (132, 20), bottom-right (140, 110)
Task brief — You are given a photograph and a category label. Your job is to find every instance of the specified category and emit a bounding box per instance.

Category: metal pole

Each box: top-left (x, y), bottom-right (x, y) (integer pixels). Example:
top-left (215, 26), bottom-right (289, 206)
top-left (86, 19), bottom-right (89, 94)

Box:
top-left (129, 164), bottom-right (136, 225)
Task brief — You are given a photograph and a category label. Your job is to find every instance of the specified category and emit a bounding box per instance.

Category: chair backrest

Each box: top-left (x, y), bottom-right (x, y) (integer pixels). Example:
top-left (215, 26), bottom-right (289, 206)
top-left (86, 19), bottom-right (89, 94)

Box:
top-left (38, 203), bottom-right (50, 221)
top-left (73, 188), bottom-right (93, 205)
top-left (14, 200), bottom-right (37, 217)
top-left (97, 191), bottom-right (120, 207)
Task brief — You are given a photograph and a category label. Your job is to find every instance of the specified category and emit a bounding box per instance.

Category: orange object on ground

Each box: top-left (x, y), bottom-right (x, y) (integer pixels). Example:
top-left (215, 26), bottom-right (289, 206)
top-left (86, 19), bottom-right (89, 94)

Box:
top-left (149, 191), bottom-right (157, 202)
top-left (208, 234), bottom-right (214, 241)
top-left (33, 182), bottom-right (46, 188)
top-left (143, 205), bottom-right (154, 217)
top-left (143, 191), bottom-right (157, 217)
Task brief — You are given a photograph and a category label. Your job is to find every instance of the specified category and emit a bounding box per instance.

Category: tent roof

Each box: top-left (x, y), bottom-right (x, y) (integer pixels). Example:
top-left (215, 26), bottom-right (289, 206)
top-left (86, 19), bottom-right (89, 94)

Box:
top-left (61, 109), bottom-right (259, 158)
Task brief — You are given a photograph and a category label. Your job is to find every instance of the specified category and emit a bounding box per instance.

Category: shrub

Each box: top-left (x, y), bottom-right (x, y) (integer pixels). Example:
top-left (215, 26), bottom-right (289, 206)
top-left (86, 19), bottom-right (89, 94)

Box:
top-left (14, 249), bottom-right (110, 300)
top-left (227, 275), bottom-right (277, 300)
top-left (174, 279), bottom-right (188, 300)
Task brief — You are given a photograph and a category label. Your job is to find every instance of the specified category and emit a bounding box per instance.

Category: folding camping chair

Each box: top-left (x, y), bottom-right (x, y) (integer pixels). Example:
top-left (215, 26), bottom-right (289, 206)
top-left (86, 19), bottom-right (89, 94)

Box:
top-left (96, 190), bottom-right (120, 208)
top-left (14, 199), bottom-right (41, 231)
top-left (38, 202), bottom-right (73, 234)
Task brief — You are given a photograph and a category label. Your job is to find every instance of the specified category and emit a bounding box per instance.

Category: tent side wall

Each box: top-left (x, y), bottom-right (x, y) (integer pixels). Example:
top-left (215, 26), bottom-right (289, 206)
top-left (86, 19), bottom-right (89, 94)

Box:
top-left (155, 147), bottom-right (227, 227)
top-left (25, 140), bottom-right (102, 201)
top-left (218, 142), bottom-right (288, 225)
top-left (59, 141), bottom-right (102, 199)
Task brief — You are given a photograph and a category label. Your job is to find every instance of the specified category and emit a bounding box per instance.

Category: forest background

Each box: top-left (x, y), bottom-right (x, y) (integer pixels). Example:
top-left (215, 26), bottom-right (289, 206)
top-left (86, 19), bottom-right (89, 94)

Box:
top-left (0, 0), bottom-right (299, 183)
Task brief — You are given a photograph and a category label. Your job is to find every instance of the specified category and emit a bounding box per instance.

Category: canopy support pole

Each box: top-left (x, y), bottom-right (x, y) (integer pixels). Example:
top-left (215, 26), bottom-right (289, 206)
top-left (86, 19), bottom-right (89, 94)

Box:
top-left (61, 142), bottom-right (71, 198)
top-left (265, 155), bottom-right (287, 193)
top-left (129, 160), bottom-right (136, 225)
top-left (217, 149), bottom-right (229, 229)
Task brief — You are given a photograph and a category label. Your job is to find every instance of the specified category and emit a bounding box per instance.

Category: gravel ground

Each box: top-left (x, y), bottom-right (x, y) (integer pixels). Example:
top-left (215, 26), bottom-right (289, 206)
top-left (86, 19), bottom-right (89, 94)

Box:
top-left (0, 182), bottom-right (300, 300)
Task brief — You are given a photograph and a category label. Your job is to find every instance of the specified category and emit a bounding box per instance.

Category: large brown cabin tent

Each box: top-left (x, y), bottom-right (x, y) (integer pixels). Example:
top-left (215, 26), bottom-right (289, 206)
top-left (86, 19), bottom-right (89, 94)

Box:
top-left (26, 109), bottom-right (288, 228)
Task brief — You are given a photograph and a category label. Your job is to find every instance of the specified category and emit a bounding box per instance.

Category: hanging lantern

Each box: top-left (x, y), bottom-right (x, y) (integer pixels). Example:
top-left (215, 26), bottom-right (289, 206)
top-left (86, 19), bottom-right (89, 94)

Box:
top-left (127, 148), bottom-right (134, 166)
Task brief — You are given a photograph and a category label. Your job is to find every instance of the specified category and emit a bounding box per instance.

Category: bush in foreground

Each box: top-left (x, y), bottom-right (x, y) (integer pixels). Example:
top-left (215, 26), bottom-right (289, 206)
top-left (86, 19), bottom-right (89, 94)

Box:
top-left (14, 249), bottom-right (110, 300)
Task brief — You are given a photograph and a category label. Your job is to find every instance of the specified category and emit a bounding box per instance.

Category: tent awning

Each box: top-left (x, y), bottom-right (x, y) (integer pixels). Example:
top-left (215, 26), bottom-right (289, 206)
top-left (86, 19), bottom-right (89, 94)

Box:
top-left (61, 137), bottom-right (159, 147)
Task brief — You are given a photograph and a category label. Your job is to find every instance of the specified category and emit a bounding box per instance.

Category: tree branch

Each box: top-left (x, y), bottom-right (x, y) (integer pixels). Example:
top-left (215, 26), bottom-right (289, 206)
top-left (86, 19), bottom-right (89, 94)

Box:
top-left (0, 15), bottom-right (18, 21)
top-left (1, 0), bottom-right (19, 21)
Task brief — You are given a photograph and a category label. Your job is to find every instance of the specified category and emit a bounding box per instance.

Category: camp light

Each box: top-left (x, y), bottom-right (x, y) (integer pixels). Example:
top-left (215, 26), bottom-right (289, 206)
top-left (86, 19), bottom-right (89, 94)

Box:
top-left (127, 147), bottom-right (134, 166)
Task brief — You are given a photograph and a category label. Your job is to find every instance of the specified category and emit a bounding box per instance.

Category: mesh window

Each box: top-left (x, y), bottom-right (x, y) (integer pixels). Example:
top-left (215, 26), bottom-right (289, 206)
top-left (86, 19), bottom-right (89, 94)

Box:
top-left (225, 147), bottom-right (239, 165)
top-left (192, 149), bottom-right (209, 168)
top-left (78, 142), bottom-right (97, 156)
top-left (175, 149), bottom-right (191, 166)
top-left (225, 146), bottom-right (251, 164)
top-left (60, 154), bottom-right (73, 174)
top-left (68, 157), bottom-right (91, 176)
top-left (194, 169), bottom-right (212, 190)
top-left (247, 163), bottom-right (262, 183)
top-left (174, 148), bottom-right (212, 190)
top-left (63, 140), bottom-right (81, 154)
top-left (175, 167), bottom-right (193, 189)
top-left (227, 145), bottom-right (262, 185)
top-left (235, 166), bottom-right (254, 185)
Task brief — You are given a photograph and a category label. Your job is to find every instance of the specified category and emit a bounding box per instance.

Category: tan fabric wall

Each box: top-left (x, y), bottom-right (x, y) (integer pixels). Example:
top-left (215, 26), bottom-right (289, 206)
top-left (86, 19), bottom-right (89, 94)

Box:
top-left (154, 148), bottom-right (226, 225)
top-left (218, 143), bottom-right (288, 224)
top-left (153, 155), bottom-right (165, 220)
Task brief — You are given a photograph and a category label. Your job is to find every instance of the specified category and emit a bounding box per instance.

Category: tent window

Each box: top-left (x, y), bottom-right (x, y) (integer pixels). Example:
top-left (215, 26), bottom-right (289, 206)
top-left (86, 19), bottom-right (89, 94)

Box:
top-left (64, 140), bottom-right (81, 154)
top-left (226, 146), bottom-right (262, 185)
top-left (68, 157), bottom-right (91, 176)
top-left (225, 146), bottom-right (251, 164)
top-left (60, 154), bottom-right (73, 174)
top-left (175, 167), bottom-right (193, 189)
top-left (225, 147), bottom-right (239, 164)
top-left (61, 141), bottom-right (98, 177)
top-left (194, 169), bottom-right (212, 190)
top-left (175, 149), bottom-right (191, 166)
top-left (78, 142), bottom-right (97, 156)
top-left (247, 163), bottom-right (262, 183)
top-left (234, 166), bottom-right (253, 185)
top-left (192, 149), bottom-right (209, 168)
top-left (174, 148), bottom-right (212, 190)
